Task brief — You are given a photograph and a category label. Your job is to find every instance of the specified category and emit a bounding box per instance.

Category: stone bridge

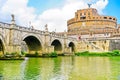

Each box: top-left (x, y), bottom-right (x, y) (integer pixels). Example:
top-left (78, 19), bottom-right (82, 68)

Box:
top-left (0, 18), bottom-right (77, 55)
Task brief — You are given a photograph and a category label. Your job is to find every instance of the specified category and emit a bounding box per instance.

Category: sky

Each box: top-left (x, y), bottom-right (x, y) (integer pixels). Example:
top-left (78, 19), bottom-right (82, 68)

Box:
top-left (0, 0), bottom-right (119, 32)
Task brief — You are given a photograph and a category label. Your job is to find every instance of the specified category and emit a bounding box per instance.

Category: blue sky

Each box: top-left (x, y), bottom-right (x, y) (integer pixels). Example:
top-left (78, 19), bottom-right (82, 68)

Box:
top-left (28, 0), bottom-right (64, 14)
top-left (103, 0), bottom-right (120, 23)
top-left (0, 0), bottom-right (119, 32)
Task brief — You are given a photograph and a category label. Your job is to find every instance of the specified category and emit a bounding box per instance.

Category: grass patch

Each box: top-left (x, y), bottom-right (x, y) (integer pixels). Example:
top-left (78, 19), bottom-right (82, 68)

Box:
top-left (75, 50), bottom-right (120, 57)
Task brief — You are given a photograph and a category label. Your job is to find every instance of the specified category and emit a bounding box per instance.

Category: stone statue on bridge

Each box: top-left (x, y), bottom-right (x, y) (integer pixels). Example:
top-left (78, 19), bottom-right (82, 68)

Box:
top-left (11, 14), bottom-right (15, 21)
top-left (11, 14), bottom-right (15, 24)
top-left (29, 21), bottom-right (34, 29)
top-left (45, 24), bottom-right (48, 32)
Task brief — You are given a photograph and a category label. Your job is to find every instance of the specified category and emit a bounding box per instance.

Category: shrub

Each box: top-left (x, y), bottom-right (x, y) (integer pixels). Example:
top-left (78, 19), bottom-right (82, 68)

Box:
top-left (21, 51), bottom-right (26, 55)
top-left (11, 52), bottom-right (17, 56)
top-left (25, 54), bottom-right (38, 57)
top-left (25, 52), bottom-right (39, 57)
top-left (35, 51), bottom-right (39, 56)
top-left (75, 51), bottom-right (89, 56)
top-left (49, 52), bottom-right (58, 57)
top-left (75, 51), bottom-right (115, 56)
top-left (5, 52), bottom-right (9, 55)
top-left (112, 50), bottom-right (120, 56)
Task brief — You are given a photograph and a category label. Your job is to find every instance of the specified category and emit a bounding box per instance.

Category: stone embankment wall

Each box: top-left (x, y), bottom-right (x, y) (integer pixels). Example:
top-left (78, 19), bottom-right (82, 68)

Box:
top-left (109, 40), bottom-right (120, 51)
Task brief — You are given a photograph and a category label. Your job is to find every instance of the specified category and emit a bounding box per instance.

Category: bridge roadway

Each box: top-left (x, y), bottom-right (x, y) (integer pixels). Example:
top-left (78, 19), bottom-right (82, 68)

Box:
top-left (0, 21), bottom-right (77, 55)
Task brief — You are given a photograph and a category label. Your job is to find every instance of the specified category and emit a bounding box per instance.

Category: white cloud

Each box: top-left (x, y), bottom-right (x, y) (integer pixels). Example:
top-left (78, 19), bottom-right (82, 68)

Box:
top-left (92, 0), bottom-right (108, 14)
top-left (0, 0), bottom-right (108, 32)
top-left (0, 0), bottom-right (36, 27)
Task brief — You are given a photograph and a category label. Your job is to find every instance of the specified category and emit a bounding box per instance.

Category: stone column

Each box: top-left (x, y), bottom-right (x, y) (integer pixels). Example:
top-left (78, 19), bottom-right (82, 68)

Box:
top-left (7, 14), bottom-right (21, 54)
top-left (63, 31), bottom-right (68, 53)
top-left (44, 24), bottom-right (50, 54)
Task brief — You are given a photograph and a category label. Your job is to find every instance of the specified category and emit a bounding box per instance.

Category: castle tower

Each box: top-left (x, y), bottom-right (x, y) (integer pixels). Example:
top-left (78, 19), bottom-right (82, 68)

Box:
top-left (67, 7), bottom-right (117, 38)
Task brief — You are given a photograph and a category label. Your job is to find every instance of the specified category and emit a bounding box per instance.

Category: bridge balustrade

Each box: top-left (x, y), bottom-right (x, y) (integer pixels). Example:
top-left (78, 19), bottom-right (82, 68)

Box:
top-left (0, 22), bottom-right (76, 41)
top-left (68, 37), bottom-right (77, 41)
top-left (0, 22), bottom-right (11, 29)
top-left (49, 32), bottom-right (64, 38)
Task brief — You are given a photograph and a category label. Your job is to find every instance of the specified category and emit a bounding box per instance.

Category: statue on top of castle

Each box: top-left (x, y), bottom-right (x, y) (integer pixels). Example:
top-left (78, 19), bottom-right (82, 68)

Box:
top-left (88, 3), bottom-right (92, 8)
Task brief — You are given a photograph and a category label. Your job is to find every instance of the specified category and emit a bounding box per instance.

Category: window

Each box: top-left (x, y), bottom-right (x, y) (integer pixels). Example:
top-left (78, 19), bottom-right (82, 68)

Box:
top-left (109, 17), bottom-right (112, 19)
top-left (80, 17), bottom-right (86, 19)
top-left (104, 17), bottom-right (107, 19)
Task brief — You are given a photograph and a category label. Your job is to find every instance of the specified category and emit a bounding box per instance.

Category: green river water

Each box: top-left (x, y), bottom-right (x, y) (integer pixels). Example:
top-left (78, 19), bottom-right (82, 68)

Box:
top-left (0, 56), bottom-right (120, 80)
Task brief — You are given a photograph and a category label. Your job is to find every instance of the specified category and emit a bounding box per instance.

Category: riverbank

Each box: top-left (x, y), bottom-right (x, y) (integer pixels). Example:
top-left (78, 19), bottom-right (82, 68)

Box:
top-left (1, 50), bottom-right (120, 60)
top-left (25, 52), bottom-right (59, 58)
top-left (75, 50), bottom-right (120, 57)
top-left (0, 52), bottom-right (25, 60)
top-left (0, 57), bottom-right (25, 60)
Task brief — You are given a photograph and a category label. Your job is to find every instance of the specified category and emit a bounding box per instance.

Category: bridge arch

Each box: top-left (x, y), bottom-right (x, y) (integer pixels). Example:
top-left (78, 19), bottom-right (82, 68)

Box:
top-left (0, 35), bottom-right (5, 55)
top-left (68, 42), bottom-right (75, 52)
top-left (51, 39), bottom-right (62, 53)
top-left (22, 34), bottom-right (43, 54)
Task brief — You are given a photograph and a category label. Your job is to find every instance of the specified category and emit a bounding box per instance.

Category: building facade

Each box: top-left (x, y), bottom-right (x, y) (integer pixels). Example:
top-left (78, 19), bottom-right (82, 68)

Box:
top-left (67, 7), bottom-right (119, 52)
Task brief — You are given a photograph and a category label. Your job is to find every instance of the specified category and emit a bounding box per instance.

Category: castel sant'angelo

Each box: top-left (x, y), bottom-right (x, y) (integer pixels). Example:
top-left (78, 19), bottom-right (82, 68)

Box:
top-left (66, 5), bottom-right (120, 52)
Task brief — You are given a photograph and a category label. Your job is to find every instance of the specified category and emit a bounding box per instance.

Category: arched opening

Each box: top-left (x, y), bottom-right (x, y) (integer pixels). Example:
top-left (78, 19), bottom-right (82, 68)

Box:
top-left (51, 40), bottom-right (62, 53)
top-left (68, 42), bottom-right (75, 52)
top-left (23, 36), bottom-right (42, 54)
top-left (0, 39), bottom-right (4, 55)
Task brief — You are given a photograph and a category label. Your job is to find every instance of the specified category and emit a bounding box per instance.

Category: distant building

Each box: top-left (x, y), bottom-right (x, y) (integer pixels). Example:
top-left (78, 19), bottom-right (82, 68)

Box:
top-left (67, 7), bottom-right (117, 40)
top-left (66, 7), bottom-right (120, 52)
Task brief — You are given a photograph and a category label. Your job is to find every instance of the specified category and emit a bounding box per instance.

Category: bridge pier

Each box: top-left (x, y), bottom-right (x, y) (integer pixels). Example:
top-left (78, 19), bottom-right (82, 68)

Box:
top-left (5, 45), bottom-right (21, 54)
top-left (43, 46), bottom-right (54, 54)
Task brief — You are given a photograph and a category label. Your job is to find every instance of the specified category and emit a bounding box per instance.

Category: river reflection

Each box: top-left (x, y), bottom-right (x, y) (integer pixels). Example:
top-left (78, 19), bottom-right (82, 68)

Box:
top-left (0, 56), bottom-right (120, 80)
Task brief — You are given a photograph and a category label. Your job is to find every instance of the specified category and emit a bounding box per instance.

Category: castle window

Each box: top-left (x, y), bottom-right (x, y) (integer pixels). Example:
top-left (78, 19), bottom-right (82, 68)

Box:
top-left (104, 17), bottom-right (107, 19)
top-left (109, 17), bottom-right (112, 19)
top-left (80, 16), bottom-right (86, 19)
top-left (113, 18), bottom-right (115, 20)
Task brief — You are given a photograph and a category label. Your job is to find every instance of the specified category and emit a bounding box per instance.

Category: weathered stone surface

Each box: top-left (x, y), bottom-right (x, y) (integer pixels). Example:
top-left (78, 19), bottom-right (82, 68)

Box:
top-left (0, 22), bottom-right (77, 55)
top-left (109, 40), bottom-right (120, 51)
